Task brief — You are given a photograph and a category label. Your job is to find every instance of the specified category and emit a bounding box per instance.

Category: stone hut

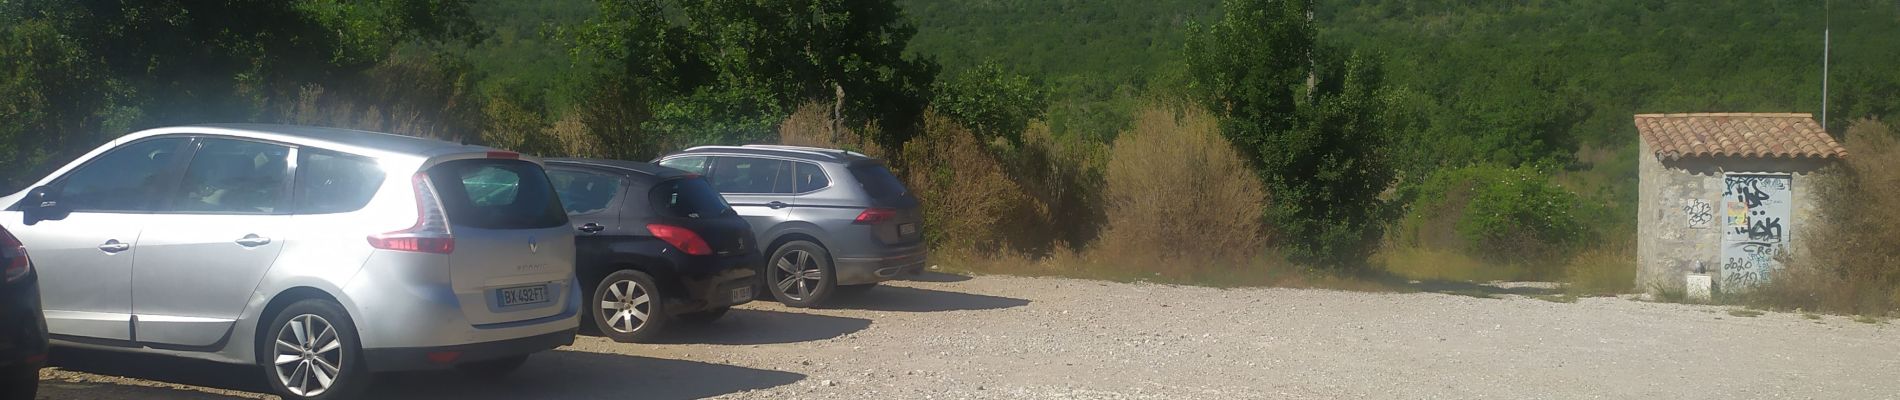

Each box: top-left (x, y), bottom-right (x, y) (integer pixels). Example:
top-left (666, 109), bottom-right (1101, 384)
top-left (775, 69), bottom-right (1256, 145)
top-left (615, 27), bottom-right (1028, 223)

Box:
top-left (1634, 113), bottom-right (1846, 296)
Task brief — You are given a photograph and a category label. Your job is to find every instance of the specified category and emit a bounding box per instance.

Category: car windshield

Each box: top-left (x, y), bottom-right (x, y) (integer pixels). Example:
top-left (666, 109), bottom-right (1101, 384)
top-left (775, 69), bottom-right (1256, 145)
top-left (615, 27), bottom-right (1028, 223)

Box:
top-left (848, 163), bottom-right (910, 201)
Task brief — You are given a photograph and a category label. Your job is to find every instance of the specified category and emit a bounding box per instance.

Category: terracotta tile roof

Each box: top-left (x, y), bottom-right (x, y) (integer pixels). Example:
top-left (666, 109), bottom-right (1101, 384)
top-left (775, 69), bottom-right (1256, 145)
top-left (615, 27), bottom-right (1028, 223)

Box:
top-left (1633, 113), bottom-right (1846, 161)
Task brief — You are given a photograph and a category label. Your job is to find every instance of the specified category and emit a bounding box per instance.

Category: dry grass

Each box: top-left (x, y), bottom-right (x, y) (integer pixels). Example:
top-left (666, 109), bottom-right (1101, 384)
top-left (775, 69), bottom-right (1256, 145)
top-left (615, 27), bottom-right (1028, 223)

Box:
top-left (1093, 105), bottom-right (1267, 266)
top-left (1746, 120), bottom-right (1900, 316)
top-left (1560, 236), bottom-right (1636, 296)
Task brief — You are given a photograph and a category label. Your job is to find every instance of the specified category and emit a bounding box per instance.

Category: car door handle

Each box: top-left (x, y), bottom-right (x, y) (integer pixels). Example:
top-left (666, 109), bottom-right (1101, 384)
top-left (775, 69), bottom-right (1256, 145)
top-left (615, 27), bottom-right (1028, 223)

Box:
top-left (767, 201), bottom-right (788, 209)
top-left (577, 223), bottom-right (605, 233)
top-left (235, 234), bottom-right (273, 247)
top-left (98, 239), bottom-right (130, 253)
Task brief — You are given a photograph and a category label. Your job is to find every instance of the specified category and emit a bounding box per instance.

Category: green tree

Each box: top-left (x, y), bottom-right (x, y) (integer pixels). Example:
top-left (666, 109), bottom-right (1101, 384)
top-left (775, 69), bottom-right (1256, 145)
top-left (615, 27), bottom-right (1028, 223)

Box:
top-left (933, 61), bottom-right (1049, 145)
top-left (1187, 0), bottom-right (1398, 269)
top-left (0, 0), bottom-right (481, 190)
top-left (571, 0), bottom-right (937, 151)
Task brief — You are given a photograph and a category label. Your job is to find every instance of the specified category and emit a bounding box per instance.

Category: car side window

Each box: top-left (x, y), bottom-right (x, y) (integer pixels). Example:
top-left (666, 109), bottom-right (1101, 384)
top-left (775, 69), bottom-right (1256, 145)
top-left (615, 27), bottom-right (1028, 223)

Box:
top-left (709, 157), bottom-right (792, 194)
top-left (294, 149), bottom-right (385, 214)
top-left (794, 162), bottom-right (829, 193)
top-left (658, 157), bottom-right (710, 175)
top-left (547, 169), bottom-right (623, 215)
top-left (54, 137), bottom-right (190, 212)
top-left (169, 138), bottom-right (292, 214)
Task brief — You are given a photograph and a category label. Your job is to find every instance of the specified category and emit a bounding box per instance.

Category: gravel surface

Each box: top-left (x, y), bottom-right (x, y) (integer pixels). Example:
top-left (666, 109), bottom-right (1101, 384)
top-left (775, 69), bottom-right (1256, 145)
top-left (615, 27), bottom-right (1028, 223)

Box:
top-left (35, 271), bottom-right (1900, 399)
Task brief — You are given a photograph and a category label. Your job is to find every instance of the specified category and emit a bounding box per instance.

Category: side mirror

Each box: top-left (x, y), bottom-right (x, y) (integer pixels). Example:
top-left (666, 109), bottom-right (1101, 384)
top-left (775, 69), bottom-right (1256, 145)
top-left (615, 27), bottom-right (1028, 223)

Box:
top-left (21, 186), bottom-right (66, 225)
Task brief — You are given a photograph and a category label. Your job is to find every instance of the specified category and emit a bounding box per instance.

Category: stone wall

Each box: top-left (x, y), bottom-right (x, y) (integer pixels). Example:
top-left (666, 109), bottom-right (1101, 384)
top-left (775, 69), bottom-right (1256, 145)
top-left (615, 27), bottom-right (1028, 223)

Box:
top-left (1636, 140), bottom-right (1834, 294)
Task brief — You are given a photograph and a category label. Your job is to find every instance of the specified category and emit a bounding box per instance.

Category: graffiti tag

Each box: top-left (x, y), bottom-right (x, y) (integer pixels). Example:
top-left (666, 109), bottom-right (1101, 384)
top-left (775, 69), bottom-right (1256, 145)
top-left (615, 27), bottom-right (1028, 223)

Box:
top-left (1682, 199), bottom-right (1714, 229)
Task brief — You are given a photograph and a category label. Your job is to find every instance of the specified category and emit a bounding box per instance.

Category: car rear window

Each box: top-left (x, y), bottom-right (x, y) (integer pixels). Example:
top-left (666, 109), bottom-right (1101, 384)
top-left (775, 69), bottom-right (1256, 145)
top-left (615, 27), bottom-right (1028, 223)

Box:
top-left (426, 159), bottom-right (568, 229)
top-left (650, 177), bottom-right (734, 219)
top-left (295, 149), bottom-right (385, 214)
top-left (850, 163), bottom-right (911, 200)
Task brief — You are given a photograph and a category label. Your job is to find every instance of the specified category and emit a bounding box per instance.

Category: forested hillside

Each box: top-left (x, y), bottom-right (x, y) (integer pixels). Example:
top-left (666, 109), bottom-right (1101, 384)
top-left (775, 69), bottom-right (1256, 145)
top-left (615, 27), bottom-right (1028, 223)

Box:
top-left (6, 0), bottom-right (1899, 295)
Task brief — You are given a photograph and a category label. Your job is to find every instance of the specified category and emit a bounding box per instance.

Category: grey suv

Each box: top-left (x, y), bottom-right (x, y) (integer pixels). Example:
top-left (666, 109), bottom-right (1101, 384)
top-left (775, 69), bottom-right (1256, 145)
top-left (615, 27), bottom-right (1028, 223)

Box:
top-left (656, 145), bottom-right (925, 307)
top-left (1, 124), bottom-right (579, 399)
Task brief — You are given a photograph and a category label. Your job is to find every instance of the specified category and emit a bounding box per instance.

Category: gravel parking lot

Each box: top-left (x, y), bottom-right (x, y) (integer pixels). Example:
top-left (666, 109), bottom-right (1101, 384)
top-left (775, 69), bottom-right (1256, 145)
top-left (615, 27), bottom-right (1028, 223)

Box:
top-left (36, 271), bottom-right (1900, 399)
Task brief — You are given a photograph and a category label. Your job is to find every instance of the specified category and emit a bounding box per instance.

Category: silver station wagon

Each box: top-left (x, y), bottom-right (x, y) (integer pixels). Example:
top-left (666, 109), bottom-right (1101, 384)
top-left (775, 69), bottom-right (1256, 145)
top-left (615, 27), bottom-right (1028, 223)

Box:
top-left (0, 124), bottom-right (579, 399)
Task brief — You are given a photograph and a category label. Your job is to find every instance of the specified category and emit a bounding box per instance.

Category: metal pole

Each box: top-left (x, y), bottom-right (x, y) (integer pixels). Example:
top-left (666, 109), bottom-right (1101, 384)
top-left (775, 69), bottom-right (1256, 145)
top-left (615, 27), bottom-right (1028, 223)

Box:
top-left (1822, 0), bottom-right (1831, 130)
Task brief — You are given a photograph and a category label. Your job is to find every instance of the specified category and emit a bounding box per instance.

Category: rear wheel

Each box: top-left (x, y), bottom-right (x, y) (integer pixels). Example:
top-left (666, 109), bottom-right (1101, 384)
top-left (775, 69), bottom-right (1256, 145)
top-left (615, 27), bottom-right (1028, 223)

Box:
top-left (677, 307), bottom-right (730, 324)
top-left (765, 241), bottom-right (836, 308)
top-left (591, 269), bottom-right (669, 343)
top-left (456, 355), bottom-right (529, 379)
top-left (262, 299), bottom-right (367, 400)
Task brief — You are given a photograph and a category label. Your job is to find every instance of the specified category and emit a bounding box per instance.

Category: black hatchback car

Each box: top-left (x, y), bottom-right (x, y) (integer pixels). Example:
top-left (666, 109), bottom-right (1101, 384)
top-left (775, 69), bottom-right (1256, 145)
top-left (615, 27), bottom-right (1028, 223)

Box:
top-left (1, 225), bottom-right (46, 399)
top-left (544, 159), bottom-right (758, 343)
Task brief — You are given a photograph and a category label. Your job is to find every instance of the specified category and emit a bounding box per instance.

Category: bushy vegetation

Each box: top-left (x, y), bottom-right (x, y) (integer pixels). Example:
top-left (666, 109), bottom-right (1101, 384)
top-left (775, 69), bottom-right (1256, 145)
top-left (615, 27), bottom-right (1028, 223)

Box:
top-left (1097, 106), bottom-right (1266, 265)
top-left (1396, 165), bottom-right (1592, 269)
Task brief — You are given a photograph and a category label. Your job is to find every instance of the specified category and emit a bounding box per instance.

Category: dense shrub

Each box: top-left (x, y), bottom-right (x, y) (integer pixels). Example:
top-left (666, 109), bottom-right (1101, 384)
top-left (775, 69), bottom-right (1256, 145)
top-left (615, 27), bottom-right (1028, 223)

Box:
top-left (778, 102), bottom-right (888, 159)
top-left (898, 111), bottom-right (1030, 253)
top-left (1094, 106), bottom-right (1266, 264)
top-left (1397, 164), bottom-right (1590, 270)
top-left (1756, 120), bottom-right (1900, 315)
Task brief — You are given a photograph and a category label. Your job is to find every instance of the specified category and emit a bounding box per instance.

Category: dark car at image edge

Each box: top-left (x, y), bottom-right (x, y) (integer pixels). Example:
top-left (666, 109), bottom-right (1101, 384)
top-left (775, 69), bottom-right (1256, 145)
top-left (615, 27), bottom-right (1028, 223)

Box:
top-left (1, 225), bottom-right (47, 399)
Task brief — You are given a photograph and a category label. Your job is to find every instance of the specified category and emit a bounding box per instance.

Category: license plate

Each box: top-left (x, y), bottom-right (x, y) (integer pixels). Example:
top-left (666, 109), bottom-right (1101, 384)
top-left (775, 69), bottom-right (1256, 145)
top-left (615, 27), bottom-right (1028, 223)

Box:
top-left (497, 284), bottom-right (550, 307)
top-left (899, 223), bottom-right (917, 236)
top-left (730, 286), bottom-right (753, 303)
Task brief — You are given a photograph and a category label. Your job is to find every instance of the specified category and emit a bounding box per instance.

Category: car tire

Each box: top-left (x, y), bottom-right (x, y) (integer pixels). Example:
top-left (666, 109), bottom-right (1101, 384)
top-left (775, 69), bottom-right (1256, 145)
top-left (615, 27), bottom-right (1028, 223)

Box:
top-left (765, 241), bottom-right (837, 308)
top-left (676, 306), bottom-right (730, 324)
top-left (834, 283), bottom-right (878, 297)
top-left (261, 299), bottom-right (368, 400)
top-left (591, 269), bottom-right (668, 343)
top-left (2, 365), bottom-right (37, 400)
top-left (455, 354), bottom-right (529, 379)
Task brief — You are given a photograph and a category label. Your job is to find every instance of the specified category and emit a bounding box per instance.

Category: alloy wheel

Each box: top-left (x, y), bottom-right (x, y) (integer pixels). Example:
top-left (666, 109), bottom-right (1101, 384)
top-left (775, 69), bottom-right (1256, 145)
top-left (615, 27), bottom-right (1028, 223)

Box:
top-left (772, 250), bottom-right (825, 301)
top-left (600, 280), bottom-right (651, 333)
top-left (273, 314), bottom-right (344, 397)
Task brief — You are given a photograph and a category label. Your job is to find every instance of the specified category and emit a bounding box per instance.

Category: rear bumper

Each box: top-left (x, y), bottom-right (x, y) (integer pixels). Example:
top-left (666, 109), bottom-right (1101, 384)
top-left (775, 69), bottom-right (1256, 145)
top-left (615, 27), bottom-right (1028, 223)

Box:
top-left (362, 328), bottom-right (574, 371)
top-left (833, 248), bottom-right (927, 286)
top-left (672, 261), bottom-right (757, 314)
top-left (0, 275), bottom-right (47, 371)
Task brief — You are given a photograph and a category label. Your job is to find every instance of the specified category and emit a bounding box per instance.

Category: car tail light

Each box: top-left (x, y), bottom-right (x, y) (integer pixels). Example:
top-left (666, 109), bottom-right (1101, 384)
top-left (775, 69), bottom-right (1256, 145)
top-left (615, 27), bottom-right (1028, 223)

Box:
top-left (2, 228), bottom-right (29, 282)
top-left (646, 223), bottom-right (712, 256)
top-left (486, 151), bottom-right (519, 159)
top-left (853, 208), bottom-right (897, 225)
top-left (368, 173), bottom-right (456, 254)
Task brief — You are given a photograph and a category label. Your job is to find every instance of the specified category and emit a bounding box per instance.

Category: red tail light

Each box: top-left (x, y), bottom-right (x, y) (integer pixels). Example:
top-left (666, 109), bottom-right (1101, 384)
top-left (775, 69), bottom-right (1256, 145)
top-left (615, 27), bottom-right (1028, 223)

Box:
top-left (853, 208), bottom-right (897, 225)
top-left (2, 228), bottom-right (29, 282)
top-left (369, 173), bottom-right (456, 254)
top-left (486, 151), bottom-right (520, 159)
top-left (647, 223), bottom-right (712, 256)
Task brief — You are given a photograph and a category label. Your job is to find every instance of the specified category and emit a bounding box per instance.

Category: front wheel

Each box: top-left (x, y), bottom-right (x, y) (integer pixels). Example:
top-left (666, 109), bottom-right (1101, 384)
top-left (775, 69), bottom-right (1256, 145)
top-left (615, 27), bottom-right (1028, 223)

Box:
top-left (591, 269), bottom-right (669, 343)
top-left (262, 299), bottom-right (368, 400)
top-left (765, 241), bottom-right (836, 308)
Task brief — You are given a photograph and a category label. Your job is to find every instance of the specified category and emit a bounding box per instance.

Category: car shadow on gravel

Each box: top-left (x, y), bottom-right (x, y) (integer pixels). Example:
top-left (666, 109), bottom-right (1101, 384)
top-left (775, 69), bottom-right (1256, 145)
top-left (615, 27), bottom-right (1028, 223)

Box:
top-left (646, 309), bottom-right (872, 345)
top-left (44, 347), bottom-right (802, 400)
top-left (825, 285), bottom-right (1030, 312)
top-left (44, 346), bottom-right (275, 394)
top-left (36, 379), bottom-right (258, 400)
top-left (362, 350), bottom-right (804, 399)
top-left (901, 271), bottom-right (973, 283)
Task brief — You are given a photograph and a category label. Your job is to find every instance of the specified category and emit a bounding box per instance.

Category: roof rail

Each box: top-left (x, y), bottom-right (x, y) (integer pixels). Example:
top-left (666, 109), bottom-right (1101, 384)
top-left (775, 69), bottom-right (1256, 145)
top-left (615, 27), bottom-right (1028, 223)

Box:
top-left (742, 144), bottom-right (867, 158)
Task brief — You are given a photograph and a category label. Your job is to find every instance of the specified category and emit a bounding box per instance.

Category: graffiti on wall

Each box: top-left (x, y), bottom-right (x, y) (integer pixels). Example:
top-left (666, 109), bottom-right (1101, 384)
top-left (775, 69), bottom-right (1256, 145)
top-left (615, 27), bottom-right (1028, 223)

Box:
top-left (1682, 198), bottom-right (1714, 229)
top-left (1720, 174), bottom-right (1792, 291)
